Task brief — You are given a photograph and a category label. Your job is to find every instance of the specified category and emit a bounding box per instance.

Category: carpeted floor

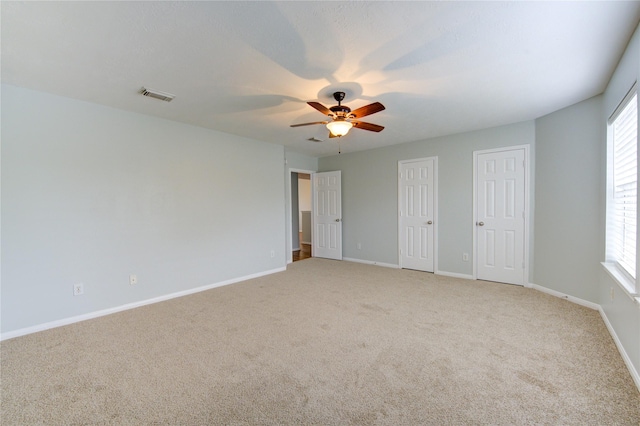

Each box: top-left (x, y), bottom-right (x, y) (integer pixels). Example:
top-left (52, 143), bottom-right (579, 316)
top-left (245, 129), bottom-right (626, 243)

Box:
top-left (2, 258), bottom-right (639, 425)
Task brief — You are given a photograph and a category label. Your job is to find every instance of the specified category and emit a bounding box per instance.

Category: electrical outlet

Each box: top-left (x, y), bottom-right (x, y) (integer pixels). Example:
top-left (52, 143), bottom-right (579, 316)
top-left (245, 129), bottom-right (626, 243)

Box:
top-left (73, 283), bottom-right (84, 296)
top-left (357, 243), bottom-right (362, 250)
top-left (129, 274), bottom-right (137, 285)
top-left (463, 253), bottom-right (469, 261)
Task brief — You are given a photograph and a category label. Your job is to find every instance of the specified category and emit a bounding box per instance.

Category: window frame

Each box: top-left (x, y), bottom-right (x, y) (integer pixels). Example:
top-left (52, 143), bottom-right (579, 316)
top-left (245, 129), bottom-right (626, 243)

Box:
top-left (605, 82), bottom-right (639, 297)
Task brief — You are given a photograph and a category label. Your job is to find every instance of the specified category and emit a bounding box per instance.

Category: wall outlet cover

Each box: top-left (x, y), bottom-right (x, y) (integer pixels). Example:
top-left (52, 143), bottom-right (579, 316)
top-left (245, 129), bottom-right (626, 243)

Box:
top-left (73, 283), bottom-right (84, 296)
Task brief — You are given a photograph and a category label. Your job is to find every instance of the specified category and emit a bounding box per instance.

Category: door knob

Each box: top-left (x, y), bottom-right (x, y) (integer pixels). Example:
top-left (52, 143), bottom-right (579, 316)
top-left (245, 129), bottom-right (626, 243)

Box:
top-left (477, 221), bottom-right (484, 226)
top-left (335, 218), bottom-right (341, 222)
top-left (427, 220), bottom-right (433, 225)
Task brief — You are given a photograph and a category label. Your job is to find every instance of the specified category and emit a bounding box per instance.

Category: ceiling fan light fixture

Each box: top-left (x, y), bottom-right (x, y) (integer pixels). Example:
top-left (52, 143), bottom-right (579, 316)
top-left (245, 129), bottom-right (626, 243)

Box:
top-left (326, 120), bottom-right (353, 137)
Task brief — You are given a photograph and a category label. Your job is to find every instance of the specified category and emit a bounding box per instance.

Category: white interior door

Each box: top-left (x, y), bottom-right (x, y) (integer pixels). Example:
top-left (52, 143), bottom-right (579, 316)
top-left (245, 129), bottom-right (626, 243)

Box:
top-left (313, 171), bottom-right (342, 260)
top-left (475, 147), bottom-right (527, 285)
top-left (399, 158), bottom-right (436, 272)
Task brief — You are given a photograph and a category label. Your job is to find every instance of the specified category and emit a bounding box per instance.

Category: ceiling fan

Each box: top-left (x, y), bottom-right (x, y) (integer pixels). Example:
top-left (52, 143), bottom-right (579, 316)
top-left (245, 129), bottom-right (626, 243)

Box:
top-left (291, 92), bottom-right (385, 138)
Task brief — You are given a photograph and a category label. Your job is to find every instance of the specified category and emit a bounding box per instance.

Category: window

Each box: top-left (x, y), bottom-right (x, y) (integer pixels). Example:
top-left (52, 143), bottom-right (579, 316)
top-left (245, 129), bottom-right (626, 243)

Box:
top-left (606, 84), bottom-right (638, 295)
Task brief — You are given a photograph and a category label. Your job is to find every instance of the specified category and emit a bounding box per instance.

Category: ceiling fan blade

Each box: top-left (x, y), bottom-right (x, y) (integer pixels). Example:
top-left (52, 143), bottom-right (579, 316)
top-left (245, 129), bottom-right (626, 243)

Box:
top-left (352, 121), bottom-right (384, 132)
top-left (349, 102), bottom-right (385, 119)
top-left (307, 101), bottom-right (332, 116)
top-left (290, 121), bottom-right (328, 128)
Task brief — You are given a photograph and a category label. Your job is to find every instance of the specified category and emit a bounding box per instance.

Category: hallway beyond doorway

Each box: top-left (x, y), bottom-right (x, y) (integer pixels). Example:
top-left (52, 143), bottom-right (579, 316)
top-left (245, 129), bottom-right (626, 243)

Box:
top-left (293, 231), bottom-right (311, 262)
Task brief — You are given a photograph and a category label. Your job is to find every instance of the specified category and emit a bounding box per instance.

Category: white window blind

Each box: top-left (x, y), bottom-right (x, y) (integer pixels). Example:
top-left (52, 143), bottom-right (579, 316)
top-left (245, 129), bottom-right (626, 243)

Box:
top-left (611, 91), bottom-right (638, 279)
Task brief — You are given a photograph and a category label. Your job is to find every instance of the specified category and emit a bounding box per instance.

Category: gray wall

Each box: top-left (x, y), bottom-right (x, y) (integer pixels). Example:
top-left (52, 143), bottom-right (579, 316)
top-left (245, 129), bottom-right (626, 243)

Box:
top-left (1, 84), bottom-right (286, 334)
top-left (534, 95), bottom-right (604, 302)
top-left (318, 121), bottom-right (535, 276)
top-left (286, 150), bottom-right (318, 172)
top-left (598, 23), bottom-right (640, 381)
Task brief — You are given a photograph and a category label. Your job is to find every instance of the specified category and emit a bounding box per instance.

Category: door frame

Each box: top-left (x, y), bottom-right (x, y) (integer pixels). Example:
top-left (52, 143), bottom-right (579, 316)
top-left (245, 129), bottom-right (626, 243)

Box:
top-left (287, 168), bottom-right (315, 264)
top-left (472, 144), bottom-right (530, 285)
top-left (398, 157), bottom-right (438, 272)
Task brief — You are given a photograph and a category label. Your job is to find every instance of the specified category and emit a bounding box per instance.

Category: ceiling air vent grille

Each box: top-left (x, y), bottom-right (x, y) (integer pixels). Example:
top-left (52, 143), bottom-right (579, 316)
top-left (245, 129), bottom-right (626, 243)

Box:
top-left (140, 87), bottom-right (175, 102)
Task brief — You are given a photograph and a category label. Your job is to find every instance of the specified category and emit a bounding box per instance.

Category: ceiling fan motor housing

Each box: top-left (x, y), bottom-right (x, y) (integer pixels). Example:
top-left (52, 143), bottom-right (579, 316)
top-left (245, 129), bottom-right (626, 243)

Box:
top-left (330, 105), bottom-right (351, 116)
top-left (330, 92), bottom-right (351, 117)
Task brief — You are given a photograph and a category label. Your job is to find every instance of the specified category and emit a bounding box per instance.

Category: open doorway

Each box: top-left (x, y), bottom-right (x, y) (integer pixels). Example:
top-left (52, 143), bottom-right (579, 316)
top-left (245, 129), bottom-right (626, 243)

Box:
top-left (290, 171), bottom-right (312, 262)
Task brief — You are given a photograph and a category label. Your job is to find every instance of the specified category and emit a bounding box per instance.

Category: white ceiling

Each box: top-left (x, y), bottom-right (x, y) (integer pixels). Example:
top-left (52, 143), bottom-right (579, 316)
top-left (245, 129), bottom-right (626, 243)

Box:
top-left (2, 1), bottom-right (639, 157)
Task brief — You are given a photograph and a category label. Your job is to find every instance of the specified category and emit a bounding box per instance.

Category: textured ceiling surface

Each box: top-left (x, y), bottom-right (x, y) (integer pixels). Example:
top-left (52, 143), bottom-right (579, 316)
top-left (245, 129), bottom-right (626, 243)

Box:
top-left (2, 1), bottom-right (639, 157)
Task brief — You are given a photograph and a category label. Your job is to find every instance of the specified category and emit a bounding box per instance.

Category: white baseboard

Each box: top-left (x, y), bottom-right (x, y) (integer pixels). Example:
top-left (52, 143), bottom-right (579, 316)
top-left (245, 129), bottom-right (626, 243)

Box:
top-left (598, 306), bottom-right (640, 392)
top-left (343, 257), bottom-right (400, 269)
top-left (1, 266), bottom-right (286, 342)
top-left (435, 270), bottom-right (474, 280)
top-left (526, 282), bottom-right (600, 310)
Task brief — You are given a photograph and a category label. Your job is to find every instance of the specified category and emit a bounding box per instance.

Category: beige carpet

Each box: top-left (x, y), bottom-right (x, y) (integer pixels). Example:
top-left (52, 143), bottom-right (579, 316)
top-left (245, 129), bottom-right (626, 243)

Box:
top-left (2, 258), bottom-right (639, 425)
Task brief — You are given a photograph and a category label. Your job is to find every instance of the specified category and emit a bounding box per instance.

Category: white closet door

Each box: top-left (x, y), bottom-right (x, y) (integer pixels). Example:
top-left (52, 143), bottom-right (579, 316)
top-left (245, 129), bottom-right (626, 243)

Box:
top-left (476, 148), bottom-right (526, 285)
top-left (399, 158), bottom-right (436, 272)
top-left (313, 171), bottom-right (342, 260)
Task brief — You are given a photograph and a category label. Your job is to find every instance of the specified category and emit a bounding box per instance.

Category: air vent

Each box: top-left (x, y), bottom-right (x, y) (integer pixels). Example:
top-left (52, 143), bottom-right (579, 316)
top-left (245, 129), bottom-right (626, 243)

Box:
top-left (140, 87), bottom-right (175, 102)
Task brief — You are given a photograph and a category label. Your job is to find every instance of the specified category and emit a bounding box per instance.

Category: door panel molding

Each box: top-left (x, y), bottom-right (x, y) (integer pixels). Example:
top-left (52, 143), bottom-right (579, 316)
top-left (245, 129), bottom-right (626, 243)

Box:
top-left (473, 145), bottom-right (530, 285)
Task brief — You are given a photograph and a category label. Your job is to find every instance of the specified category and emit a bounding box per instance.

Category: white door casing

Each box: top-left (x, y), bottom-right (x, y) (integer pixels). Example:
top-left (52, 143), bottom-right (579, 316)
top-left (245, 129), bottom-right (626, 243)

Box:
top-left (287, 168), bottom-right (315, 264)
top-left (313, 171), bottom-right (342, 260)
top-left (474, 146), bottom-right (528, 285)
top-left (399, 158), bottom-right (437, 272)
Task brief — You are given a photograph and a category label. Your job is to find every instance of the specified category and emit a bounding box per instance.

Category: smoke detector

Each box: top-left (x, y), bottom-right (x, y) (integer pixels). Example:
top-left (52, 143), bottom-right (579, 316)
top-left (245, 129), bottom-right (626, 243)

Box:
top-left (140, 87), bottom-right (175, 102)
